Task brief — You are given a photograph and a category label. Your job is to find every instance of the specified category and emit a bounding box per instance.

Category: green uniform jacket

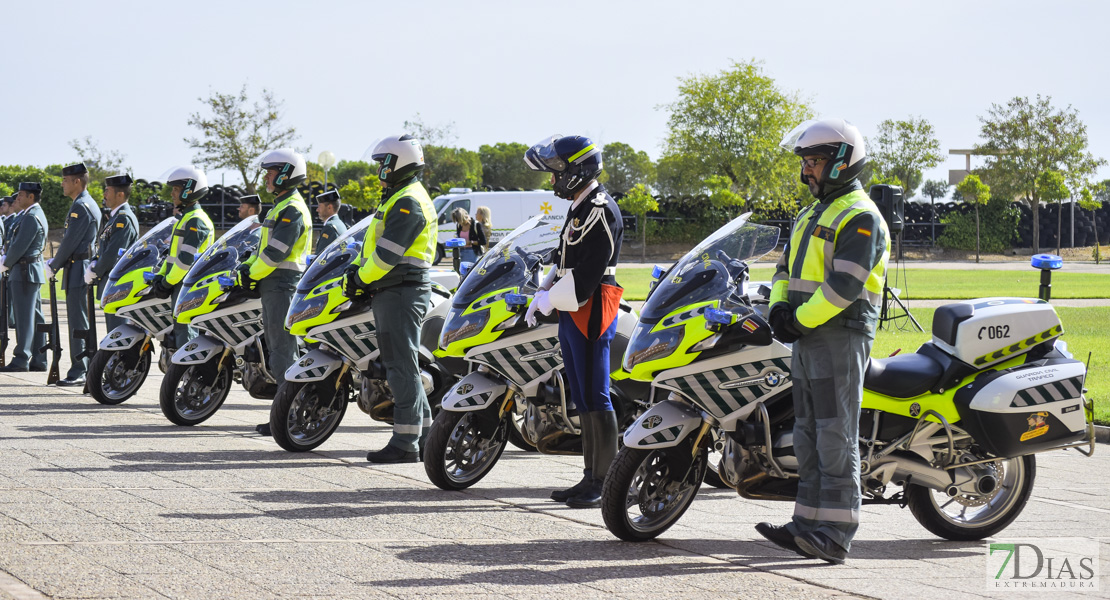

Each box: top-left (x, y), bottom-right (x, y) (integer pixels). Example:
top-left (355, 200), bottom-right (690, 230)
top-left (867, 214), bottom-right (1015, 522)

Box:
top-left (315, 214), bottom-right (348, 254)
top-left (52, 190), bottom-right (102, 291)
top-left (92, 204), bottom-right (140, 280)
top-left (3, 205), bottom-right (48, 284)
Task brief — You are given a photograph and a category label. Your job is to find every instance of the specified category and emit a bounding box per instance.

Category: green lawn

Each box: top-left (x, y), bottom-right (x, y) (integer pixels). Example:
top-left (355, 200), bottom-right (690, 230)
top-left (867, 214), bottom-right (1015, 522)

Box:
top-left (618, 267), bottom-right (1110, 301)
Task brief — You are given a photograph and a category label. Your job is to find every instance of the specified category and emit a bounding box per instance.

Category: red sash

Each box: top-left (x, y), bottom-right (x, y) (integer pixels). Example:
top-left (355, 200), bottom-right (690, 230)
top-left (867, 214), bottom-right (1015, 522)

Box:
top-left (569, 283), bottom-right (623, 340)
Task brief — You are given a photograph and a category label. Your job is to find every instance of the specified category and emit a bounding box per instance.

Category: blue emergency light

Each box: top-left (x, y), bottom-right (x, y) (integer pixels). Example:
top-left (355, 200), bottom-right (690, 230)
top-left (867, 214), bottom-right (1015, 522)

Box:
top-left (1031, 254), bottom-right (1063, 270)
top-left (460, 261), bottom-right (474, 276)
top-left (705, 308), bottom-right (733, 325)
top-left (651, 265), bottom-right (666, 279)
top-left (445, 238), bottom-right (466, 249)
top-left (505, 293), bottom-right (528, 306)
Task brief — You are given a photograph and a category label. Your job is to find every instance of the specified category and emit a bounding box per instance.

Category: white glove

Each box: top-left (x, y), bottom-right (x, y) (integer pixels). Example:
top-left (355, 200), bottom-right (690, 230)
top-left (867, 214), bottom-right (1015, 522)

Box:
top-left (534, 289), bottom-right (554, 316)
top-left (44, 264), bottom-right (55, 280)
top-left (84, 264), bottom-right (96, 285)
top-left (525, 295), bottom-right (541, 327)
top-left (0, 256), bottom-right (7, 276)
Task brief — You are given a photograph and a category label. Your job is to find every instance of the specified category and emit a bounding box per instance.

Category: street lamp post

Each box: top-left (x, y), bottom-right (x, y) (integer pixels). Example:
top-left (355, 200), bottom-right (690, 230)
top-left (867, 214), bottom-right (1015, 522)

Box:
top-left (318, 151), bottom-right (337, 190)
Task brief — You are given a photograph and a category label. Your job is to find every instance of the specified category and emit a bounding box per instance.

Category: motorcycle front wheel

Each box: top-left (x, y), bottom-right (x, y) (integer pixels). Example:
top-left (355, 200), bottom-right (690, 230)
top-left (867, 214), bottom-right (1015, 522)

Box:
top-left (601, 439), bottom-right (707, 542)
top-left (270, 379), bottom-right (349, 452)
top-left (907, 454), bottom-right (1036, 541)
top-left (88, 348), bottom-right (152, 405)
top-left (424, 408), bottom-right (509, 490)
top-left (158, 357), bottom-right (233, 426)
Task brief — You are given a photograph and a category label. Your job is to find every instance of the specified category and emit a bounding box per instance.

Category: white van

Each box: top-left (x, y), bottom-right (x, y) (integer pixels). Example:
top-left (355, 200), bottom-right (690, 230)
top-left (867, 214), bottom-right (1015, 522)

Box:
top-left (431, 189), bottom-right (563, 263)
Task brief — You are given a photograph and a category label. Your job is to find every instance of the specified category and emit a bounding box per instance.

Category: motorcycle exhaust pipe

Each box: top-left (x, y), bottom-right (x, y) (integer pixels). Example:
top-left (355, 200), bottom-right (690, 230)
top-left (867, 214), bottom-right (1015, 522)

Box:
top-left (874, 455), bottom-right (952, 491)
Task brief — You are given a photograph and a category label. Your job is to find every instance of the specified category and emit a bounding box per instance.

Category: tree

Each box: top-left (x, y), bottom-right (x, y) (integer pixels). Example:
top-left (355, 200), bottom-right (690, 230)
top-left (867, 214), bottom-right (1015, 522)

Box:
top-left (337, 175), bottom-right (383, 211)
top-left (921, 179), bottom-right (950, 246)
top-left (617, 184), bottom-right (660, 262)
top-left (403, 113), bottom-right (458, 147)
top-left (68, 136), bottom-right (127, 183)
top-left (869, 117), bottom-right (944, 198)
top-left (598, 142), bottom-right (655, 195)
top-left (1076, 183), bottom-right (1103, 263)
top-left (661, 59), bottom-right (813, 212)
top-left (479, 142), bottom-right (547, 190)
top-left (654, 154), bottom-right (705, 198)
top-left (185, 86), bottom-right (302, 194)
top-left (423, 146), bottom-right (482, 193)
top-left (957, 174), bottom-right (991, 263)
top-left (1035, 170), bottom-right (1069, 254)
top-left (331, 160), bottom-right (375, 188)
top-left (976, 95), bottom-right (1106, 252)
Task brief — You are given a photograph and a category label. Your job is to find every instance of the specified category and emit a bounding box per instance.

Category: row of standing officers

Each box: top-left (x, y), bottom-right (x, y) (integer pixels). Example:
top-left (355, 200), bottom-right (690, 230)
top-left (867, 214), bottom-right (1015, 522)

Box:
top-left (0, 162), bottom-right (348, 386)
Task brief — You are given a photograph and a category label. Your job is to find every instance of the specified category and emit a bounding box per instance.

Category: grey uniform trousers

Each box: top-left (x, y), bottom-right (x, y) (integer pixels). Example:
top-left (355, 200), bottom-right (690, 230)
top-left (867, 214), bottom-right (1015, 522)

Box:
top-left (371, 282), bottom-right (431, 453)
top-left (786, 324), bottom-right (872, 552)
top-left (65, 282), bottom-right (90, 379)
top-left (258, 271), bottom-right (300, 387)
top-left (10, 279), bottom-right (47, 369)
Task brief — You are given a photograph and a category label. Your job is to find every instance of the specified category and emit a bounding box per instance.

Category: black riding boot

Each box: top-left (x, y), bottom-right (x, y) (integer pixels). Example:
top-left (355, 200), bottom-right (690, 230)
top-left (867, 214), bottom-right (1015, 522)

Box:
top-left (567, 410), bottom-right (617, 508)
top-left (551, 412), bottom-right (592, 501)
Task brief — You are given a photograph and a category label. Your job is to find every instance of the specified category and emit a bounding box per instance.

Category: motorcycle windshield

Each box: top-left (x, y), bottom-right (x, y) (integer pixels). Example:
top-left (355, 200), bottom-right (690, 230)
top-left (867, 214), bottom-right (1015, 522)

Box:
top-left (296, 214), bottom-right (373, 294)
top-left (451, 213), bottom-right (565, 308)
top-left (107, 217), bottom-right (176, 281)
top-left (639, 212), bottom-right (780, 324)
top-left (182, 218), bottom-right (263, 286)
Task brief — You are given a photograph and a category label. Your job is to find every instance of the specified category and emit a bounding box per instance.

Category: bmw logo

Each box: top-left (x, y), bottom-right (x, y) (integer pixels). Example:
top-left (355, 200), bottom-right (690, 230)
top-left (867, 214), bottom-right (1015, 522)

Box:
top-left (763, 371), bottom-right (784, 387)
top-left (642, 415), bottom-right (663, 429)
top-left (184, 343), bottom-right (198, 352)
top-left (109, 332), bottom-right (121, 340)
top-left (456, 383), bottom-right (474, 395)
top-left (910, 402), bottom-right (921, 417)
top-left (300, 357), bottom-right (314, 367)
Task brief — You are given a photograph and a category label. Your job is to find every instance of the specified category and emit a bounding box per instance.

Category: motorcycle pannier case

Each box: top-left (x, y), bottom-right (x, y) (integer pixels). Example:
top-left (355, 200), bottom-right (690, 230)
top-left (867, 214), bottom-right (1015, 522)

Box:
top-left (931, 298), bottom-right (1062, 369)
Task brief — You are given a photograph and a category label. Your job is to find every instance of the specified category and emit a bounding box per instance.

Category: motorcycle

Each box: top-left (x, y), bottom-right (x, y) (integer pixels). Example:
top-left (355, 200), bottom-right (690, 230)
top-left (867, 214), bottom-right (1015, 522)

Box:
top-left (88, 217), bottom-right (178, 405)
top-left (423, 214), bottom-right (650, 491)
top-left (602, 213), bottom-right (1095, 542)
top-left (158, 219), bottom-right (266, 425)
top-left (269, 214), bottom-right (462, 452)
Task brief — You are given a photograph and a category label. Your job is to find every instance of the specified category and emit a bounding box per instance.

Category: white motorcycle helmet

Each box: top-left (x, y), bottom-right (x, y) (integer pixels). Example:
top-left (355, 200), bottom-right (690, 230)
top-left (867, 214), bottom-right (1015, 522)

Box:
top-left (781, 118), bottom-right (868, 196)
top-left (164, 165), bottom-right (209, 203)
top-left (259, 147), bottom-right (308, 191)
top-left (365, 134), bottom-right (424, 186)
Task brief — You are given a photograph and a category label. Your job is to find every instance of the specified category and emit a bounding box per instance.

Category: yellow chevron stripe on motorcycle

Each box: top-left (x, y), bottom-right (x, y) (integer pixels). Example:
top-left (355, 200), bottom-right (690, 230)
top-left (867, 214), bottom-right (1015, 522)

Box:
top-left (973, 324), bottom-right (1063, 366)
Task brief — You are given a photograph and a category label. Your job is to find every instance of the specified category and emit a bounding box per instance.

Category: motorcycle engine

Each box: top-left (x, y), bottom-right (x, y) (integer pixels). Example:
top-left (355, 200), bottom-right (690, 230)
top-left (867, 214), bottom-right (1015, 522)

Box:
top-left (358, 369), bottom-right (434, 421)
top-left (523, 376), bottom-right (581, 455)
top-left (240, 361), bottom-right (276, 399)
top-left (717, 435), bottom-right (748, 488)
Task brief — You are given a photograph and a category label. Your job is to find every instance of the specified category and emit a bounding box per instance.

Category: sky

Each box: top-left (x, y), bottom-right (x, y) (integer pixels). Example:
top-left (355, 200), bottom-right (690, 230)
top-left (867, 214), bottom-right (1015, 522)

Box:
top-left (2, 0), bottom-right (1106, 199)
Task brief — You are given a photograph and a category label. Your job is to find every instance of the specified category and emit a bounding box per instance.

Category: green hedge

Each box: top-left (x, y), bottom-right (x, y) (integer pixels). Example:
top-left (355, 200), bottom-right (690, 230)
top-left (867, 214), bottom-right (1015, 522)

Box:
top-left (937, 202), bottom-right (1019, 253)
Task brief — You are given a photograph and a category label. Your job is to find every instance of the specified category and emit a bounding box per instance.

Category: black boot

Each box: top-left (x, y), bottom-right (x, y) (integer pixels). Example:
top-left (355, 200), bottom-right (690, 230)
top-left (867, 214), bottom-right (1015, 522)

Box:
top-left (566, 410), bottom-right (617, 509)
top-left (552, 413), bottom-right (592, 501)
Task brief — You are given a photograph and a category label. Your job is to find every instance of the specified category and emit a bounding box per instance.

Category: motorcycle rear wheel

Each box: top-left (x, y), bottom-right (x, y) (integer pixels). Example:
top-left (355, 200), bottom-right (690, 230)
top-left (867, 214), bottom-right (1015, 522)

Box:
top-left (88, 348), bottom-right (151, 405)
top-left (424, 408), bottom-right (509, 490)
top-left (601, 440), bottom-right (707, 542)
top-left (270, 380), bottom-right (348, 452)
top-left (158, 357), bottom-right (233, 426)
top-left (907, 454), bottom-right (1036, 541)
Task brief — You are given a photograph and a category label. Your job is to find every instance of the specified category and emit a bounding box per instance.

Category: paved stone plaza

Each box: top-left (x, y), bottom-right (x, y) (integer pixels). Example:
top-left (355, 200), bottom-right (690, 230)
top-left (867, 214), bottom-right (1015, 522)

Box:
top-left (0, 337), bottom-right (1106, 599)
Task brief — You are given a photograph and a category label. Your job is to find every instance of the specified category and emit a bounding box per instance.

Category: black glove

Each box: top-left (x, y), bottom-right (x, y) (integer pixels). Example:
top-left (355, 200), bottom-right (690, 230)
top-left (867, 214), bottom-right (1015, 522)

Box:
top-left (236, 264), bottom-right (255, 290)
top-left (148, 274), bottom-right (173, 299)
top-left (343, 265), bottom-right (365, 298)
top-left (769, 303), bottom-right (802, 344)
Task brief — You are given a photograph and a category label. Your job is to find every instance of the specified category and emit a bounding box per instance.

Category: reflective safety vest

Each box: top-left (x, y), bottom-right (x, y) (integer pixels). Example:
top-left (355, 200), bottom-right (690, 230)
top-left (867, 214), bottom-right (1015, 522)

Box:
top-left (770, 188), bottom-right (890, 331)
top-left (161, 203), bottom-right (214, 286)
top-left (356, 180), bottom-right (437, 288)
top-left (246, 189), bottom-right (312, 279)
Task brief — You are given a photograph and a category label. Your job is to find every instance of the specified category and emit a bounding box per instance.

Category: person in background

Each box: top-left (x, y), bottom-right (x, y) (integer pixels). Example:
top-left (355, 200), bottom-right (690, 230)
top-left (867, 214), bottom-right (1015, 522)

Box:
top-left (471, 205), bottom-right (490, 257)
top-left (451, 208), bottom-right (476, 263)
top-left (314, 190), bottom-right (347, 254)
top-left (0, 183), bottom-right (49, 373)
top-left (87, 174), bottom-right (139, 331)
top-left (238, 194), bottom-right (261, 221)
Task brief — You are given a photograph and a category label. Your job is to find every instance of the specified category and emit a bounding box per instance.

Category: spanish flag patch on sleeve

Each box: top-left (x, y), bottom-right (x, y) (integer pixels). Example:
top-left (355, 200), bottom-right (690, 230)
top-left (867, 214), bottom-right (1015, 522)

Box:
top-left (856, 228), bottom-right (872, 237)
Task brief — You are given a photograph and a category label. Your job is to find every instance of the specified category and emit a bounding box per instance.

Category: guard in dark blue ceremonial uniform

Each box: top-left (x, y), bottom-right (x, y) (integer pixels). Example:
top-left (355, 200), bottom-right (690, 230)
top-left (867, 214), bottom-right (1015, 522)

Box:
top-left (87, 174), bottom-right (139, 331)
top-left (49, 163), bottom-right (102, 386)
top-left (0, 183), bottom-right (49, 372)
top-left (523, 135), bottom-right (624, 508)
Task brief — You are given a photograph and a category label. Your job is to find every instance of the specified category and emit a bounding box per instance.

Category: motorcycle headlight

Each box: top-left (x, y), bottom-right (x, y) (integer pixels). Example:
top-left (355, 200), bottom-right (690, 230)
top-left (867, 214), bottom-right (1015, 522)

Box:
top-left (287, 294), bottom-right (328, 328)
top-left (174, 288), bottom-right (207, 317)
top-left (102, 281), bottom-right (133, 307)
top-left (440, 307), bottom-right (491, 348)
top-left (623, 324), bottom-right (685, 371)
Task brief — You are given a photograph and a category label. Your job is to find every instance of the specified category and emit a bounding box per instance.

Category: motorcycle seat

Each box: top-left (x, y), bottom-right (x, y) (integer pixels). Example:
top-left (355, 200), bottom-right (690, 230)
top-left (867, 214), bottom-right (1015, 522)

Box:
top-left (864, 353), bottom-right (944, 399)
